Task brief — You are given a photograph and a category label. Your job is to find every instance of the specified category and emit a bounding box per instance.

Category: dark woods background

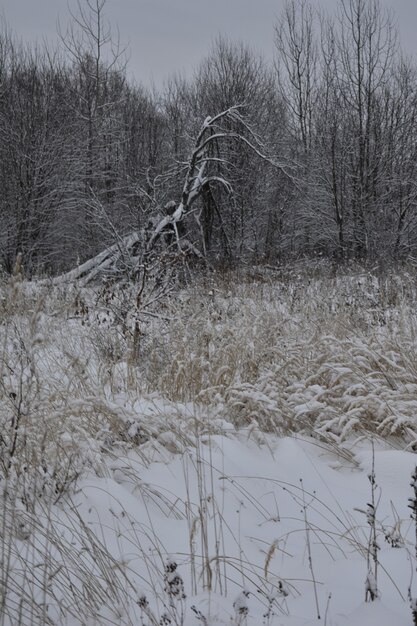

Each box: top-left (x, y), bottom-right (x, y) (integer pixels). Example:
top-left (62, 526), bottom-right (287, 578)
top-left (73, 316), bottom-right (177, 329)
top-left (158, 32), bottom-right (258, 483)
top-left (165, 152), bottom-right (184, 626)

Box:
top-left (1, 0), bottom-right (416, 276)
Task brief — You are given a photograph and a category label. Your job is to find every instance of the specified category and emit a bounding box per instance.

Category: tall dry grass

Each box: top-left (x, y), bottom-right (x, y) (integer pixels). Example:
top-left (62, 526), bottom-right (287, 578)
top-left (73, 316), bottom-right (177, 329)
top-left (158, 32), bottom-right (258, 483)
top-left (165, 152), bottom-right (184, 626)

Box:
top-left (1, 262), bottom-right (417, 624)
top-left (141, 264), bottom-right (417, 447)
top-left (2, 262), bottom-right (417, 501)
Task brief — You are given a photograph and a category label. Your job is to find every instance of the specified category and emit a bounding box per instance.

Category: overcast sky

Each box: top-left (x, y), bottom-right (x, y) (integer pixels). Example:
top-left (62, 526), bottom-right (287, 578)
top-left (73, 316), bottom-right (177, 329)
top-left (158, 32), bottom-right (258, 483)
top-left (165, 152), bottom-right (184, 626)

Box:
top-left (1, 0), bottom-right (417, 87)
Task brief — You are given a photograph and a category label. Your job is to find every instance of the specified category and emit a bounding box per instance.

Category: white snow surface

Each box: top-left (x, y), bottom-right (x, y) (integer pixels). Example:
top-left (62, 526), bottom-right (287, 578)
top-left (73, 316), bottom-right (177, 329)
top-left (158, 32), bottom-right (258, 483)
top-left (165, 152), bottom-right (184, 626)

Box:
top-left (5, 430), bottom-right (416, 625)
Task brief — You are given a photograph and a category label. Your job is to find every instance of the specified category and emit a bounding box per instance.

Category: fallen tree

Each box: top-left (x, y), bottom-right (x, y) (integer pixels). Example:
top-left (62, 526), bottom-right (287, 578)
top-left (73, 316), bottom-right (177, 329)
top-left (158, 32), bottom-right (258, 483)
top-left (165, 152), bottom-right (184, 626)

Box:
top-left (45, 105), bottom-right (289, 286)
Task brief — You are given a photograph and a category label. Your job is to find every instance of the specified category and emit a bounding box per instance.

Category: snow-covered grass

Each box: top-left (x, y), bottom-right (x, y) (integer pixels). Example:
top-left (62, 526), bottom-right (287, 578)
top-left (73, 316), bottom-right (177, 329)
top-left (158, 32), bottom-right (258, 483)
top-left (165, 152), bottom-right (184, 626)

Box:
top-left (1, 263), bottom-right (417, 624)
top-left (146, 264), bottom-right (417, 447)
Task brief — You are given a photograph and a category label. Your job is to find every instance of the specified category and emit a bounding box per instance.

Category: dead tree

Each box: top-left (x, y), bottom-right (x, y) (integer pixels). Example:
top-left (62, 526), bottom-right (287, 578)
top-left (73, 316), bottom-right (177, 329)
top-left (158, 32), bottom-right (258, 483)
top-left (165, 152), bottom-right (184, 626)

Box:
top-left (44, 105), bottom-right (289, 286)
top-left (147, 105), bottom-right (289, 257)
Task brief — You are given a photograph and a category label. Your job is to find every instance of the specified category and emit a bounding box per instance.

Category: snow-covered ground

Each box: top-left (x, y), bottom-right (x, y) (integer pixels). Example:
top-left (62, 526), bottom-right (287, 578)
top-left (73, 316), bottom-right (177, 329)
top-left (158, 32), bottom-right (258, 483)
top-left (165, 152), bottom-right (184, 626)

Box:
top-left (2, 265), bottom-right (417, 625)
top-left (72, 432), bottom-right (416, 625)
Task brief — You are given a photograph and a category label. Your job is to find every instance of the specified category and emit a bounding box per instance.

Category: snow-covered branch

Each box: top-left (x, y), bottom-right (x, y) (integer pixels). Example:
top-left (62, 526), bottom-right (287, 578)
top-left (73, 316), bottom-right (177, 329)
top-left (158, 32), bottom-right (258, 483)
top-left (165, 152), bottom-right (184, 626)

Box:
top-left (146, 104), bottom-right (291, 257)
top-left (44, 104), bottom-right (290, 285)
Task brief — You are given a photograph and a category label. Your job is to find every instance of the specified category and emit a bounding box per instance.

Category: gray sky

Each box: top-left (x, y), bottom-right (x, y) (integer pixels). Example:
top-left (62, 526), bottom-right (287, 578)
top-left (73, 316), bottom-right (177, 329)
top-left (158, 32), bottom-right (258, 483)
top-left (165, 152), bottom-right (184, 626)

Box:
top-left (1, 0), bottom-right (417, 87)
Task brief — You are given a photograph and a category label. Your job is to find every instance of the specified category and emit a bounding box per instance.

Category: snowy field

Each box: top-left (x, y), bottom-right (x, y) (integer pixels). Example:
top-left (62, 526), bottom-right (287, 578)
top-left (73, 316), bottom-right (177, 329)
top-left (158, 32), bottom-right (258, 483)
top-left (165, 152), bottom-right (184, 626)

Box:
top-left (2, 263), bottom-right (417, 625)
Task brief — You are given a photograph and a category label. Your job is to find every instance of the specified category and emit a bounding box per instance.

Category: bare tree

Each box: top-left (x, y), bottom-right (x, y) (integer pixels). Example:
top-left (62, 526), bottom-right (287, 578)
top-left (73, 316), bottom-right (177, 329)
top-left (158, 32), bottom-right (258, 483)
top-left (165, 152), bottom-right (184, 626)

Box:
top-left (0, 40), bottom-right (81, 274)
top-left (274, 0), bottom-right (322, 257)
top-left (193, 37), bottom-right (284, 260)
top-left (48, 105), bottom-right (290, 284)
top-left (275, 0), bottom-right (402, 260)
top-left (334, 0), bottom-right (397, 257)
top-left (275, 0), bottom-right (318, 155)
top-left (381, 59), bottom-right (417, 257)
top-left (58, 0), bottom-right (129, 253)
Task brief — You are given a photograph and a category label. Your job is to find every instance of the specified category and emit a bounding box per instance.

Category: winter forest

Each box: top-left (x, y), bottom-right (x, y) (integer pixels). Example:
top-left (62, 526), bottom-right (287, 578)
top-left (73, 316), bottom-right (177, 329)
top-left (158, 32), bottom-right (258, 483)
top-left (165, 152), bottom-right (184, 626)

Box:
top-left (1, 0), bottom-right (417, 276)
top-left (4, 1), bottom-right (417, 625)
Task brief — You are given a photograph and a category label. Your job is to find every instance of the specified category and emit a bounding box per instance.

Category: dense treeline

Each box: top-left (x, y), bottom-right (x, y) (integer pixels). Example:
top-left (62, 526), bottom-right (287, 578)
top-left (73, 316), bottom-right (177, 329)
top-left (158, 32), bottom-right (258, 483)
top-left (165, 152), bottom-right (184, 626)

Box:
top-left (1, 0), bottom-right (417, 276)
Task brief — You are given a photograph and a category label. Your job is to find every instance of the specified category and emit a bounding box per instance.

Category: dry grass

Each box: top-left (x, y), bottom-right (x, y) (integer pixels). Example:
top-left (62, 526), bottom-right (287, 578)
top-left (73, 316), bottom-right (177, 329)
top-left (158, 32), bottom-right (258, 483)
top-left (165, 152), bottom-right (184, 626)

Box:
top-left (2, 263), bottom-right (417, 498)
top-left (1, 262), bottom-right (417, 624)
top-left (141, 265), bottom-right (417, 447)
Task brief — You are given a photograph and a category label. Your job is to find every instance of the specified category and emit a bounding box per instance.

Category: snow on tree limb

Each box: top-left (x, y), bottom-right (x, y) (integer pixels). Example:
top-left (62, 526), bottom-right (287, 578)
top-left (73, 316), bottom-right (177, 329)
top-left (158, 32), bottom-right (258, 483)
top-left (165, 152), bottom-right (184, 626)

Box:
top-left (43, 105), bottom-right (290, 285)
top-left (40, 231), bottom-right (142, 286)
top-left (148, 104), bottom-right (291, 252)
